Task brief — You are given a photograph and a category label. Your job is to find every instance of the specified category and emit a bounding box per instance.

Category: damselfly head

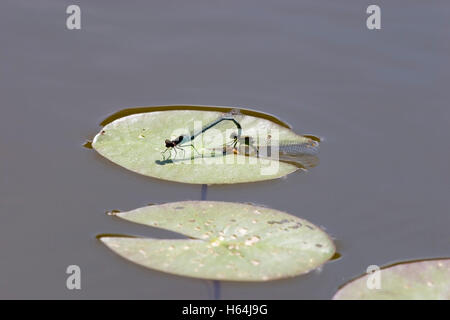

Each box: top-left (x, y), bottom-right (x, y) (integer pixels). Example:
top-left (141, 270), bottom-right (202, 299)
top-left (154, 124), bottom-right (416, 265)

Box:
top-left (222, 108), bottom-right (241, 119)
top-left (229, 108), bottom-right (241, 116)
top-left (165, 139), bottom-right (174, 148)
top-left (165, 135), bottom-right (185, 148)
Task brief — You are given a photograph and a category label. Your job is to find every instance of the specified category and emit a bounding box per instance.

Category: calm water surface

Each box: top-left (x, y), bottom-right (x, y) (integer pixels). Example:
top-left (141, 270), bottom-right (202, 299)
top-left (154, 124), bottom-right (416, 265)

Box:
top-left (0, 0), bottom-right (449, 298)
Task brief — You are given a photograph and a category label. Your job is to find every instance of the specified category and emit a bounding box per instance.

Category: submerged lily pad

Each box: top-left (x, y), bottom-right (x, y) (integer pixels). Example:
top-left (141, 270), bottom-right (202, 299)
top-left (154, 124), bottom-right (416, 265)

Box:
top-left (100, 201), bottom-right (335, 281)
top-left (333, 259), bottom-right (450, 300)
top-left (92, 109), bottom-right (318, 184)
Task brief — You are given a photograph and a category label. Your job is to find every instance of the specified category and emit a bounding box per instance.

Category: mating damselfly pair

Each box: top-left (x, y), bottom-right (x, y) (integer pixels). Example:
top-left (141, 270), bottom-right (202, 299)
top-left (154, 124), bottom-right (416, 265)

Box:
top-left (161, 109), bottom-right (320, 167)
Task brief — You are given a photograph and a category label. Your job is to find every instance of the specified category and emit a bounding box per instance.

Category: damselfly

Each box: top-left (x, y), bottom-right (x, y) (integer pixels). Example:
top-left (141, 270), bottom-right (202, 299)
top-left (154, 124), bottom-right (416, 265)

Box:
top-left (212, 134), bottom-right (320, 168)
top-left (161, 109), bottom-right (242, 160)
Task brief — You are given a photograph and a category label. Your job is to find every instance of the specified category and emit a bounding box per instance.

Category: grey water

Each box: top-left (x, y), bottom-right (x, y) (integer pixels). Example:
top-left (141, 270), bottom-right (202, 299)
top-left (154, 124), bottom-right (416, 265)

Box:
top-left (0, 0), bottom-right (449, 299)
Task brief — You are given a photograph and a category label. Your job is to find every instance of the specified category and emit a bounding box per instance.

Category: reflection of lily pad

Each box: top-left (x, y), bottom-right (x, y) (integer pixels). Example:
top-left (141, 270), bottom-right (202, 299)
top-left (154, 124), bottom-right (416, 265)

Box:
top-left (333, 259), bottom-right (450, 300)
top-left (92, 109), bottom-right (318, 184)
top-left (100, 201), bottom-right (335, 281)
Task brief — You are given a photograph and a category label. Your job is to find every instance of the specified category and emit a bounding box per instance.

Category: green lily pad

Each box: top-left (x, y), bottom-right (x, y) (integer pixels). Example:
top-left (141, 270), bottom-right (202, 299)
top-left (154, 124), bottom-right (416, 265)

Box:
top-left (100, 201), bottom-right (335, 281)
top-left (333, 259), bottom-right (450, 300)
top-left (92, 109), bottom-right (318, 184)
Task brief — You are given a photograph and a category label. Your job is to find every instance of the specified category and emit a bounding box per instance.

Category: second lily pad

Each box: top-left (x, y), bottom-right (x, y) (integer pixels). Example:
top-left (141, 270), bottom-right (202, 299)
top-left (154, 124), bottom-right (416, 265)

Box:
top-left (100, 201), bottom-right (335, 281)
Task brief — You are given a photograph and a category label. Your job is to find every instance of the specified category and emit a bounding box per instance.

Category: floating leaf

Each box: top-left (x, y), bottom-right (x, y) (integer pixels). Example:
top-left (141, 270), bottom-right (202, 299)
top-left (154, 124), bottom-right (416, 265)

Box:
top-left (100, 201), bottom-right (335, 281)
top-left (333, 259), bottom-right (450, 300)
top-left (92, 109), bottom-right (318, 184)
